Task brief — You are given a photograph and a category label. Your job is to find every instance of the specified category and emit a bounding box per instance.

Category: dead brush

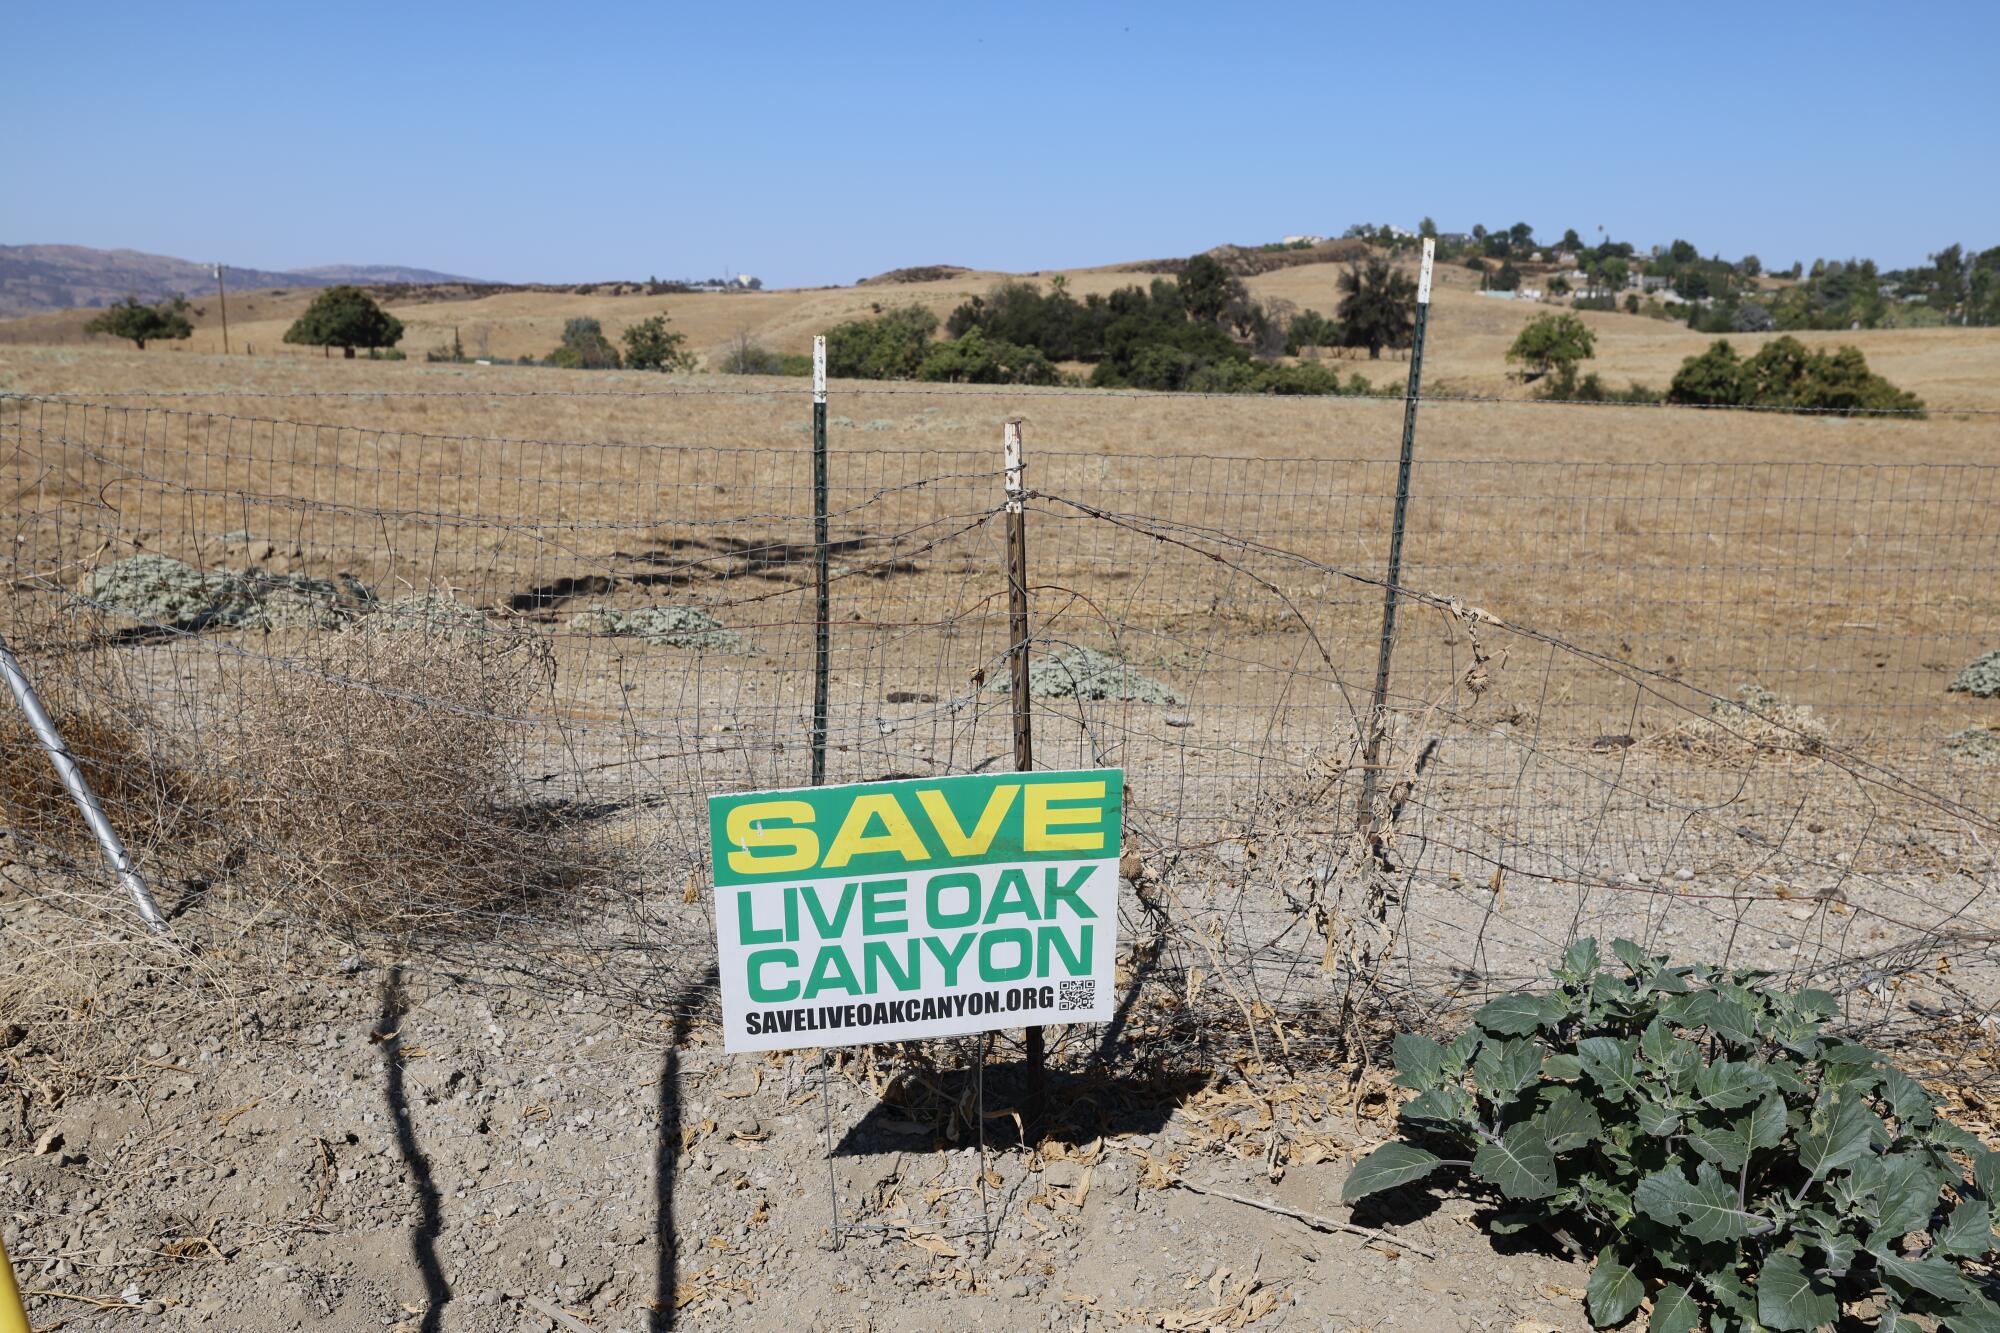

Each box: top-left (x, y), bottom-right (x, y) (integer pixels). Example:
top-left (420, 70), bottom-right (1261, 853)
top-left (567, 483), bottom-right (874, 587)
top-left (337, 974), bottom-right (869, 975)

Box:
top-left (0, 650), bottom-right (207, 878)
top-left (219, 625), bottom-right (599, 933)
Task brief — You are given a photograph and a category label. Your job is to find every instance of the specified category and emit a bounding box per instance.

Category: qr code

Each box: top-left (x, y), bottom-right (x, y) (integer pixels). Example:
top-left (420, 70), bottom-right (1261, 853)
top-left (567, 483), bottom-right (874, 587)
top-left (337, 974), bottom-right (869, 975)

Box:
top-left (1058, 980), bottom-right (1096, 1012)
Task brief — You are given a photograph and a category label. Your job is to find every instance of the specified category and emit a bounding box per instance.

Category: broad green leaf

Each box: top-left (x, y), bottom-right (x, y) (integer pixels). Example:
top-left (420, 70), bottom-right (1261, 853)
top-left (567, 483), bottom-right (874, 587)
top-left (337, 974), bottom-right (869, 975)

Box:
top-left (1878, 1253), bottom-right (1973, 1304)
top-left (1688, 1093), bottom-right (1788, 1173)
top-left (1976, 1147), bottom-right (2000, 1201)
top-left (1678, 1162), bottom-right (1762, 1242)
top-left (1633, 1166), bottom-right (1695, 1227)
top-left (1611, 937), bottom-right (1648, 975)
top-left (1936, 1198), bottom-right (1995, 1259)
top-left (1392, 1033), bottom-right (1452, 1090)
top-left (1695, 1060), bottom-right (1776, 1112)
top-left (1399, 1087), bottom-right (1475, 1131)
top-left (1649, 967), bottom-right (1690, 995)
top-left (1765, 1058), bottom-right (1811, 1097)
top-left (1686, 1111), bottom-right (1754, 1173)
top-left (1646, 1282), bottom-right (1699, 1333)
top-left (1638, 1018), bottom-right (1701, 1092)
top-left (1475, 992), bottom-right (1563, 1037)
top-left (1794, 988), bottom-right (1839, 1019)
top-left (1340, 1142), bottom-right (1443, 1203)
top-left (1475, 1037), bottom-right (1544, 1101)
top-left (1822, 1041), bottom-right (1883, 1065)
top-left (1543, 1053), bottom-right (1584, 1081)
top-left (1706, 993), bottom-right (1757, 1045)
top-left (1538, 1087), bottom-right (1603, 1153)
top-left (1803, 1210), bottom-right (1858, 1277)
top-left (1757, 1251), bottom-right (1837, 1331)
top-left (1944, 1294), bottom-right (2000, 1333)
top-left (1472, 1121), bottom-right (1558, 1200)
top-left (1880, 1056), bottom-right (1928, 1120)
top-left (1637, 1016), bottom-right (1679, 1064)
top-left (1927, 1120), bottom-right (1987, 1156)
top-left (1561, 937), bottom-right (1601, 982)
top-left (1578, 1036), bottom-right (1642, 1102)
top-left (1635, 1098), bottom-right (1681, 1138)
top-left (1799, 1091), bottom-right (1884, 1179)
top-left (1874, 1151), bottom-right (1944, 1238)
top-left (1701, 1266), bottom-right (1757, 1321)
top-left (1586, 1246), bottom-right (1643, 1327)
top-left (1878, 1065), bottom-right (1936, 1127)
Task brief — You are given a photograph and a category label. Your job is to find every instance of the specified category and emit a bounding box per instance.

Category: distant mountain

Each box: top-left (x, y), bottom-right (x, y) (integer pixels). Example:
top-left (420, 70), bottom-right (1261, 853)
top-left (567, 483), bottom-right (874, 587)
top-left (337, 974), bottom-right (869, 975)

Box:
top-left (288, 263), bottom-right (486, 285)
top-left (0, 245), bottom-right (486, 318)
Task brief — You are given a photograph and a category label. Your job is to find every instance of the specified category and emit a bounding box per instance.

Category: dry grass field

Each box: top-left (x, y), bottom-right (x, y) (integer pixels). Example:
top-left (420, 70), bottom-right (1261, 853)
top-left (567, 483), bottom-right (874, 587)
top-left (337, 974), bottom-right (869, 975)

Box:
top-left (6, 253), bottom-right (1998, 413)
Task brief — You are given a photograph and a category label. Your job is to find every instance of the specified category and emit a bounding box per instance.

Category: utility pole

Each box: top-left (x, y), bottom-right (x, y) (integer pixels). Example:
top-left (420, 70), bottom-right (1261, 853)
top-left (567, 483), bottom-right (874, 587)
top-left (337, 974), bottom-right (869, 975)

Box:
top-left (214, 264), bottom-right (230, 355)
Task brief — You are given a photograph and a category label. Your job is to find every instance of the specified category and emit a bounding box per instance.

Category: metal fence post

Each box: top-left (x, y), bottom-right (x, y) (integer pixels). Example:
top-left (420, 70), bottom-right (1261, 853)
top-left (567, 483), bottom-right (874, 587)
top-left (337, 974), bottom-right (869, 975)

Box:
top-left (1356, 237), bottom-right (1435, 848)
top-left (810, 335), bottom-right (830, 788)
top-left (0, 632), bottom-right (169, 935)
top-left (1003, 419), bottom-right (1046, 1117)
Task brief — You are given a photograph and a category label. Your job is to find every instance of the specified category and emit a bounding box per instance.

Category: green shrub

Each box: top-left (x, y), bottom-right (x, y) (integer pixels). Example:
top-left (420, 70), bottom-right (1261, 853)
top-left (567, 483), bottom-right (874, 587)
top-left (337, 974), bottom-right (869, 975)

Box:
top-left (824, 305), bottom-right (938, 379)
top-left (1343, 940), bottom-right (2000, 1331)
top-left (719, 341), bottom-right (812, 376)
top-left (1668, 337), bottom-right (1923, 415)
top-left (620, 313), bottom-right (696, 372)
top-left (545, 316), bottom-right (621, 369)
top-left (915, 328), bottom-right (1061, 385)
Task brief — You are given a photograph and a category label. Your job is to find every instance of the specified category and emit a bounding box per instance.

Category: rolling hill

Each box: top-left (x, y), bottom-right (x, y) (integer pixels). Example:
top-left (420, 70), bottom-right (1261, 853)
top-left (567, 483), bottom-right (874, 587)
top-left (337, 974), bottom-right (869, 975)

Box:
top-left (0, 244), bottom-right (483, 318)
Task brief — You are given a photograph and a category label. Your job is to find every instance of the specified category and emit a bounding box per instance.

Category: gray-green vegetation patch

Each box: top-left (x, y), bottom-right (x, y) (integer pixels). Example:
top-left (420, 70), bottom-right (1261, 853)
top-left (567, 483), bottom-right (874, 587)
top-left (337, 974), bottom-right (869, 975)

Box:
top-left (1949, 650), bottom-right (2000, 698)
top-left (988, 644), bottom-right (1182, 704)
top-left (79, 554), bottom-right (369, 631)
top-left (1945, 728), bottom-right (2000, 765)
top-left (566, 603), bottom-right (744, 652)
top-left (366, 593), bottom-right (490, 638)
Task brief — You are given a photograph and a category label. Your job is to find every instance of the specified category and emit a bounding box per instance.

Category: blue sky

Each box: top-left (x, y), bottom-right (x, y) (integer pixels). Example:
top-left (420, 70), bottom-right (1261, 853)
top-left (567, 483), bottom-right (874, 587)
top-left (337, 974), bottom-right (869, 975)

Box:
top-left (6, 1), bottom-right (1994, 286)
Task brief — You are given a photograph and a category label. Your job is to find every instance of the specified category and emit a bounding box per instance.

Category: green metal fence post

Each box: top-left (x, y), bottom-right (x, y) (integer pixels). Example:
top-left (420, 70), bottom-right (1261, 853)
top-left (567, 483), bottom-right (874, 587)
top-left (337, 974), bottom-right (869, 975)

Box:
top-left (1357, 237), bottom-right (1435, 849)
top-left (810, 334), bottom-right (830, 788)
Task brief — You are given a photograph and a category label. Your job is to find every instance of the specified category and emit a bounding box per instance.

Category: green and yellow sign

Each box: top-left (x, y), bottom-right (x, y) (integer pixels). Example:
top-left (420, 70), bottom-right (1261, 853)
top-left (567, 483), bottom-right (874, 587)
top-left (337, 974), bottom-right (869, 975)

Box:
top-left (708, 769), bottom-right (1123, 1052)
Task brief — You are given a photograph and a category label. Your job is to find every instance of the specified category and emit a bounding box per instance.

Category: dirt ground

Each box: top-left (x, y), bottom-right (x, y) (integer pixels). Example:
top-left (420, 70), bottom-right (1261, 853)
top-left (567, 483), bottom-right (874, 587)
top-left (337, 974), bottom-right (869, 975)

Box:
top-left (0, 888), bottom-right (1609, 1333)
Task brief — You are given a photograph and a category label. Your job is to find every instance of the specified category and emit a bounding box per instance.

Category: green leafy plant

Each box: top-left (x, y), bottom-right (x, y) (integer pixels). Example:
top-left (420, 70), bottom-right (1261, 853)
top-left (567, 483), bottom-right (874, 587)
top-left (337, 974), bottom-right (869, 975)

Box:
top-left (1342, 939), bottom-right (2000, 1330)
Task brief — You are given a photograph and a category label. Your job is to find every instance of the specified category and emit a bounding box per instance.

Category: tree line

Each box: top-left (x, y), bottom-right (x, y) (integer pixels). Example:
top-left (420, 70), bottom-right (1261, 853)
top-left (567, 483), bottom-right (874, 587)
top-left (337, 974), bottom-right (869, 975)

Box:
top-left (809, 254), bottom-right (1423, 394)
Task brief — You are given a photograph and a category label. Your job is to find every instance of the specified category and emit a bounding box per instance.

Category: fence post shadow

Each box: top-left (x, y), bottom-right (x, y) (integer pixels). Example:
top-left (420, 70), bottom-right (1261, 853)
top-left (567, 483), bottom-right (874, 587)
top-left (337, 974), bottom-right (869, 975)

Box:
top-left (375, 963), bottom-right (449, 1333)
top-left (651, 962), bottom-right (717, 1333)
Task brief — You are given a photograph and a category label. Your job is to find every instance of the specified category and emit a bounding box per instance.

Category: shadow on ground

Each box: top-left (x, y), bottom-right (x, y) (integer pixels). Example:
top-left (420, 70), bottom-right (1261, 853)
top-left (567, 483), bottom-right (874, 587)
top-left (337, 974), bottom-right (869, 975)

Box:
top-left (651, 963), bottom-right (718, 1333)
top-left (375, 964), bottom-right (450, 1333)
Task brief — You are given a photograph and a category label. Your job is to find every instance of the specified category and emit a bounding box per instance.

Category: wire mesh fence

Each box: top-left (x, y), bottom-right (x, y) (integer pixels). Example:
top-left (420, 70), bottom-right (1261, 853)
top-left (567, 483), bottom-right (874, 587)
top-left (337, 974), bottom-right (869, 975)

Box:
top-left (3, 386), bottom-right (1997, 1070)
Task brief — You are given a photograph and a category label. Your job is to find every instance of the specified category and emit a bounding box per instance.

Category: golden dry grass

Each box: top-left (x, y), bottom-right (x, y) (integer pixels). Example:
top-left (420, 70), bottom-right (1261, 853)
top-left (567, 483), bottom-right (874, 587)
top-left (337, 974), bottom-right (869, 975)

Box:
top-left (6, 255), bottom-right (1997, 411)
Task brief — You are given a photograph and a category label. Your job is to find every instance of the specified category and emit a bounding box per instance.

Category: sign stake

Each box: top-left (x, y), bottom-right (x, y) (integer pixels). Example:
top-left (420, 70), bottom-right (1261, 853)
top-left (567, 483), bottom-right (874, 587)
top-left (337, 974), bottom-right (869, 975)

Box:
top-left (1003, 419), bottom-right (1046, 1120)
top-left (818, 1049), bottom-right (843, 1250)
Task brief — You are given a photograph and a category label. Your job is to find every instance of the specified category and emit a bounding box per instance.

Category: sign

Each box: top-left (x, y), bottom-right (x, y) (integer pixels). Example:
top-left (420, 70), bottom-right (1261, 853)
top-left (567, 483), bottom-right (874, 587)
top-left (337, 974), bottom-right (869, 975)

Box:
top-left (708, 769), bottom-right (1122, 1052)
